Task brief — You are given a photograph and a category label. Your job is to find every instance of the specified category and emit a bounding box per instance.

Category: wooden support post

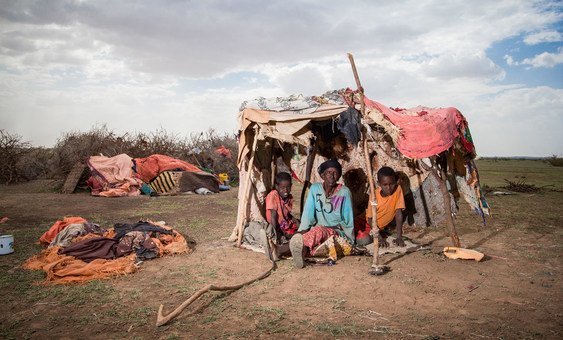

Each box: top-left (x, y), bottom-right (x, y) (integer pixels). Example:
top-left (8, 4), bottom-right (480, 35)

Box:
top-left (364, 140), bottom-right (380, 269)
top-left (300, 142), bottom-right (316, 216)
top-left (270, 141), bottom-right (277, 190)
top-left (236, 131), bottom-right (260, 247)
top-left (348, 53), bottom-right (385, 274)
top-left (434, 167), bottom-right (461, 247)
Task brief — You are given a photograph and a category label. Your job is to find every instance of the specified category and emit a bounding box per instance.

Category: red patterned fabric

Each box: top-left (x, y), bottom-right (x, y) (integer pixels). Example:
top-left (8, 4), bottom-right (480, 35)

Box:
top-left (364, 97), bottom-right (473, 158)
top-left (134, 154), bottom-right (212, 183)
top-left (301, 226), bottom-right (337, 252)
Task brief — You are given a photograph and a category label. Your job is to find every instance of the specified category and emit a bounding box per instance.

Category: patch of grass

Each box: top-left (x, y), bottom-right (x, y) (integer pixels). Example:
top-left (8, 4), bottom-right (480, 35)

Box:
top-left (126, 306), bottom-right (154, 326)
top-left (60, 280), bottom-right (117, 306)
top-left (331, 298), bottom-right (346, 311)
top-left (246, 306), bottom-right (287, 333)
top-left (202, 315), bottom-right (217, 324)
top-left (476, 159), bottom-right (563, 190)
top-left (128, 289), bottom-right (141, 299)
top-left (316, 322), bottom-right (364, 337)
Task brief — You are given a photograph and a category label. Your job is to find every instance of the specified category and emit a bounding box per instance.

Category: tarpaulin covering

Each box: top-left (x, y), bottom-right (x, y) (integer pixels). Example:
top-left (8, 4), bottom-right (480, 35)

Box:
top-left (134, 154), bottom-right (217, 183)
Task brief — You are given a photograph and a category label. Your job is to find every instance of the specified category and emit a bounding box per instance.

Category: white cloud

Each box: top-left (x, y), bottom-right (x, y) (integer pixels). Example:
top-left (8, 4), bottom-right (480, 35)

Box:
top-left (0, 0), bottom-right (562, 157)
top-left (504, 54), bottom-right (516, 66)
top-left (422, 53), bottom-right (505, 80)
top-left (466, 86), bottom-right (563, 156)
top-left (520, 47), bottom-right (563, 68)
top-left (524, 30), bottom-right (563, 44)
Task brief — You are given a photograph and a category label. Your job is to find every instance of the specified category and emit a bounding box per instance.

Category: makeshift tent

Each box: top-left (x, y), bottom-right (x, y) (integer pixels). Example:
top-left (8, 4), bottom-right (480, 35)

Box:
top-left (229, 88), bottom-right (489, 249)
top-left (84, 153), bottom-right (219, 197)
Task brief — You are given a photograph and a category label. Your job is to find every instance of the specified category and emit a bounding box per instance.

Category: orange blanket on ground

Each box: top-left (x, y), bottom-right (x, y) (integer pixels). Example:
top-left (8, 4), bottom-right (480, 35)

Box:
top-left (134, 154), bottom-right (214, 183)
top-left (38, 216), bottom-right (88, 245)
top-left (25, 226), bottom-right (190, 284)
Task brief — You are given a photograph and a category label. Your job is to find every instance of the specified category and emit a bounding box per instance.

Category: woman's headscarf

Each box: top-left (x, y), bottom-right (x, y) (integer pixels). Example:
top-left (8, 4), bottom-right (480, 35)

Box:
top-left (317, 159), bottom-right (342, 177)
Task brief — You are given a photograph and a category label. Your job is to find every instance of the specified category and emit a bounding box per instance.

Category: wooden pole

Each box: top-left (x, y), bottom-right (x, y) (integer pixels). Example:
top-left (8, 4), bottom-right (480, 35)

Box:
top-left (300, 142), bottom-right (316, 216)
top-left (347, 53), bottom-right (382, 273)
top-left (236, 130), bottom-right (260, 247)
top-left (434, 167), bottom-right (461, 247)
top-left (364, 141), bottom-right (380, 268)
top-left (270, 141), bottom-right (277, 190)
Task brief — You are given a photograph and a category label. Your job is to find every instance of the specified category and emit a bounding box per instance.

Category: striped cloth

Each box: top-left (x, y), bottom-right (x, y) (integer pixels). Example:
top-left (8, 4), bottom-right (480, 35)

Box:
top-left (149, 171), bottom-right (183, 194)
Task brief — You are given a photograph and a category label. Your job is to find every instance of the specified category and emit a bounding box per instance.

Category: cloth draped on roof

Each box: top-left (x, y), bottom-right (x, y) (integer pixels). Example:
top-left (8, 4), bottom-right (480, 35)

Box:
top-left (364, 97), bottom-right (475, 159)
top-left (87, 153), bottom-right (142, 197)
top-left (237, 88), bottom-right (475, 163)
top-left (134, 154), bottom-right (217, 183)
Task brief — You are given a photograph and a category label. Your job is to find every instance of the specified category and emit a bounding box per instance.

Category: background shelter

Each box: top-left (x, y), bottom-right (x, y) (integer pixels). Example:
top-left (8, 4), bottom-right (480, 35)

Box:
top-left (230, 88), bottom-right (489, 245)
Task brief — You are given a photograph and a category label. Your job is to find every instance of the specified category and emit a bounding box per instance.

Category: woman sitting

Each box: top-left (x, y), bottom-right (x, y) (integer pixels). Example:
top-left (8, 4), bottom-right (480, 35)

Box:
top-left (289, 159), bottom-right (354, 268)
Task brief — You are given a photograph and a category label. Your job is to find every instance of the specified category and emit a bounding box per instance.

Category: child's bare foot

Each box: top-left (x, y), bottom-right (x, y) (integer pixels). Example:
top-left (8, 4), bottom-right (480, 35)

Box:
top-left (378, 233), bottom-right (389, 248)
top-left (393, 237), bottom-right (405, 247)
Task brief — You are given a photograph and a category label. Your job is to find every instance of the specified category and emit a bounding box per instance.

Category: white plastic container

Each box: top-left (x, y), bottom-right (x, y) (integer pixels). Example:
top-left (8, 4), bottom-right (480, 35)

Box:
top-left (0, 235), bottom-right (14, 255)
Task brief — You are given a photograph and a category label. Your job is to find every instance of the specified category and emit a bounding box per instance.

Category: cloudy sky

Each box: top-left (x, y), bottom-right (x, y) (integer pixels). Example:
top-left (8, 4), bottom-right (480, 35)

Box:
top-left (0, 0), bottom-right (562, 156)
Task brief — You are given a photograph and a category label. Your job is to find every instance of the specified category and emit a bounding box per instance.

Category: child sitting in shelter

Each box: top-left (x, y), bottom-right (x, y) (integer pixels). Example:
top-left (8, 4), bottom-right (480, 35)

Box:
top-left (360, 166), bottom-right (406, 248)
top-left (266, 172), bottom-right (298, 242)
top-left (243, 172), bottom-right (297, 261)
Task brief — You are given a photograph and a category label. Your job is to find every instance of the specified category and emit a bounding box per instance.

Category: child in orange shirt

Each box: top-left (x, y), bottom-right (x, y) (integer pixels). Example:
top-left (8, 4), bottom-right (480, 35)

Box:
top-left (365, 166), bottom-right (406, 247)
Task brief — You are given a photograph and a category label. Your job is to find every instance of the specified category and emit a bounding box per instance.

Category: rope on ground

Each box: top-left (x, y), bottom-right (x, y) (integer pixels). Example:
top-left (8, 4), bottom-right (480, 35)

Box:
top-left (155, 259), bottom-right (276, 327)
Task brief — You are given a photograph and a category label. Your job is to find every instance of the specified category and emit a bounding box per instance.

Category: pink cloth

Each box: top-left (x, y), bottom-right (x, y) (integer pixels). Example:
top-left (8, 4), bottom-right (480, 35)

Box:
top-left (364, 97), bottom-right (471, 159)
top-left (87, 154), bottom-right (141, 197)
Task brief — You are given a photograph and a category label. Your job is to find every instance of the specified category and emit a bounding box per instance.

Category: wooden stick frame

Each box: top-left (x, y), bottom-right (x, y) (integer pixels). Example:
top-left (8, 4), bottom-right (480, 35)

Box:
top-left (347, 53), bottom-right (382, 272)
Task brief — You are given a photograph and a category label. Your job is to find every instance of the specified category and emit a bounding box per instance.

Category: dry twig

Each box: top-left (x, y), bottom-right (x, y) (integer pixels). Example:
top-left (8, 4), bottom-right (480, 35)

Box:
top-left (156, 260), bottom-right (276, 326)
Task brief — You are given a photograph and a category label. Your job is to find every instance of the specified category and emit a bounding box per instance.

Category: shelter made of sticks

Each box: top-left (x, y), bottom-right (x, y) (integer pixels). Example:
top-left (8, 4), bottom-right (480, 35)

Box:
top-left (229, 87), bottom-right (490, 247)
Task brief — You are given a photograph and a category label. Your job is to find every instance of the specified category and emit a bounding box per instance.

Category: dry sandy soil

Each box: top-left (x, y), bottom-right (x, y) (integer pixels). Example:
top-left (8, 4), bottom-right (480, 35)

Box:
top-left (0, 169), bottom-right (561, 339)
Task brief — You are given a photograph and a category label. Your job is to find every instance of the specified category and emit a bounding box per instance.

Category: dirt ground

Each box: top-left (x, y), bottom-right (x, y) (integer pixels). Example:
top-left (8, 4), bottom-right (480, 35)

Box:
top-left (1, 164), bottom-right (562, 339)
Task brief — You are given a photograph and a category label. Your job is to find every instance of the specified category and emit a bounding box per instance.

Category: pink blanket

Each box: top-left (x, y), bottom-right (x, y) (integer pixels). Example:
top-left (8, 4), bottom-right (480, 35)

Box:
top-left (87, 154), bottom-right (141, 197)
top-left (364, 97), bottom-right (473, 158)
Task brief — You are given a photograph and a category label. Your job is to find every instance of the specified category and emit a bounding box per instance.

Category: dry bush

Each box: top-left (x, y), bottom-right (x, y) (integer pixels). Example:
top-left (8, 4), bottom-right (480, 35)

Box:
top-left (16, 147), bottom-right (53, 181)
top-left (503, 178), bottom-right (541, 193)
top-left (1, 125), bottom-right (239, 183)
top-left (48, 125), bottom-right (239, 181)
top-left (126, 128), bottom-right (188, 158)
top-left (546, 155), bottom-right (563, 167)
top-left (0, 130), bottom-right (53, 183)
top-left (185, 129), bottom-right (239, 180)
top-left (0, 130), bottom-right (31, 184)
top-left (49, 125), bottom-right (124, 178)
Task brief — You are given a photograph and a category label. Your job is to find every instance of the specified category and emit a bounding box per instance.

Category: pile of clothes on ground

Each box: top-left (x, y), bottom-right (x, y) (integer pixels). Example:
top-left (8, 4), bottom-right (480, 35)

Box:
top-left (86, 153), bottom-right (227, 197)
top-left (24, 216), bottom-right (190, 284)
